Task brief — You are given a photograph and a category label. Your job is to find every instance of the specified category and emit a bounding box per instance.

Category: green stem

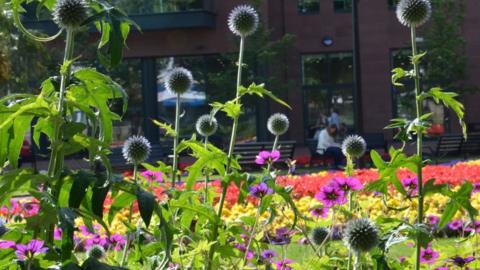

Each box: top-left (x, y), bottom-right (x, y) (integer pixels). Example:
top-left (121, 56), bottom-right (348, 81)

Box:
top-left (120, 164), bottom-right (138, 267)
top-left (411, 26), bottom-right (424, 270)
top-left (346, 156), bottom-right (355, 270)
top-left (204, 136), bottom-right (210, 203)
top-left (266, 135), bottom-right (279, 173)
top-left (172, 93), bottom-right (181, 187)
top-left (45, 28), bottom-right (75, 245)
top-left (206, 36), bottom-right (245, 270)
top-left (241, 207), bottom-right (261, 268)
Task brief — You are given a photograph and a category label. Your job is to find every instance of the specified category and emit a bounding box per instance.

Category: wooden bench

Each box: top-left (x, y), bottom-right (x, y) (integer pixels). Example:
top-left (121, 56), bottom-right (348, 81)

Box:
top-left (423, 134), bottom-right (463, 163)
top-left (232, 141), bottom-right (296, 167)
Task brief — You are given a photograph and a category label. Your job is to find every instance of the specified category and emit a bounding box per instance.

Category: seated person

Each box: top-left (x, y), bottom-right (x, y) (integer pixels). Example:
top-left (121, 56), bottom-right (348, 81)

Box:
top-left (315, 124), bottom-right (344, 169)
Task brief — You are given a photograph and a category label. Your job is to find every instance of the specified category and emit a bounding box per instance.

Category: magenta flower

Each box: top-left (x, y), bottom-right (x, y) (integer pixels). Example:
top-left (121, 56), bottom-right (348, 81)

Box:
top-left (450, 256), bottom-right (475, 267)
top-left (315, 186), bottom-right (347, 207)
top-left (473, 182), bottom-right (480, 193)
top-left (261, 249), bottom-right (277, 262)
top-left (448, 220), bottom-right (463, 231)
top-left (435, 267), bottom-right (449, 270)
top-left (420, 246), bottom-right (440, 265)
top-left (54, 228), bottom-right (62, 241)
top-left (465, 220), bottom-right (480, 233)
top-left (310, 207), bottom-right (330, 218)
top-left (15, 240), bottom-right (48, 261)
top-left (255, 150), bottom-right (280, 165)
top-left (332, 177), bottom-right (364, 192)
top-left (109, 234), bottom-right (126, 251)
top-left (249, 182), bottom-right (274, 198)
top-left (141, 170), bottom-right (163, 183)
top-left (401, 177), bottom-right (418, 196)
top-left (427, 215), bottom-right (440, 226)
top-left (234, 243), bottom-right (254, 260)
top-left (0, 240), bottom-right (15, 249)
top-left (275, 258), bottom-right (294, 270)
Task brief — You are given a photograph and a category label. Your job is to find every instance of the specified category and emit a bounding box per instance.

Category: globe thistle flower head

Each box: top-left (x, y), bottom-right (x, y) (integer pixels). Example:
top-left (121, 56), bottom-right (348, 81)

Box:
top-left (267, 113), bottom-right (289, 136)
top-left (396, 0), bottom-right (432, 27)
top-left (228, 5), bottom-right (259, 37)
top-left (196, 114), bottom-right (218, 137)
top-left (87, 245), bottom-right (105, 259)
top-left (53, 0), bottom-right (89, 29)
top-left (311, 227), bottom-right (330, 245)
top-left (122, 135), bottom-right (151, 165)
top-left (341, 135), bottom-right (367, 159)
top-left (165, 67), bottom-right (193, 95)
top-left (343, 218), bottom-right (379, 253)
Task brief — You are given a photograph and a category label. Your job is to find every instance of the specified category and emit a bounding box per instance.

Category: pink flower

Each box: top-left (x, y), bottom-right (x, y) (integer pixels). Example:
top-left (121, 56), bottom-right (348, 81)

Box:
top-left (473, 182), bottom-right (480, 193)
top-left (234, 243), bottom-right (254, 260)
top-left (310, 207), bottom-right (330, 218)
top-left (420, 246), bottom-right (440, 265)
top-left (141, 170), bottom-right (163, 183)
top-left (275, 258), bottom-right (294, 270)
top-left (401, 177), bottom-right (418, 196)
top-left (0, 240), bottom-right (15, 249)
top-left (21, 201), bottom-right (39, 217)
top-left (331, 177), bottom-right (364, 192)
top-left (54, 228), bottom-right (62, 241)
top-left (315, 186), bottom-right (346, 207)
top-left (255, 150), bottom-right (280, 165)
top-left (15, 240), bottom-right (48, 261)
top-left (465, 220), bottom-right (480, 233)
top-left (427, 215), bottom-right (440, 226)
top-left (109, 234), bottom-right (126, 251)
top-left (448, 220), bottom-right (463, 231)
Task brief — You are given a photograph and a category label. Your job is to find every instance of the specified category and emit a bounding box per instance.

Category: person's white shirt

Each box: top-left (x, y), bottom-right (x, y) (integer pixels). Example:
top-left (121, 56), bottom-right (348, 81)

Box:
top-left (316, 128), bottom-right (340, 154)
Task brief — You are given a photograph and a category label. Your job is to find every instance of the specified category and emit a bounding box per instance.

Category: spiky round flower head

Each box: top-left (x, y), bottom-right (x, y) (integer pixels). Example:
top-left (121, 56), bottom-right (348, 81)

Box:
top-left (196, 114), bottom-right (218, 137)
top-left (396, 0), bottom-right (432, 27)
top-left (343, 218), bottom-right (379, 254)
top-left (267, 113), bottom-right (289, 136)
top-left (53, 0), bottom-right (89, 29)
top-left (341, 135), bottom-right (367, 159)
top-left (122, 135), bottom-right (151, 165)
top-left (228, 5), bottom-right (259, 37)
top-left (165, 67), bottom-right (193, 95)
top-left (87, 245), bottom-right (105, 259)
top-left (311, 227), bottom-right (330, 245)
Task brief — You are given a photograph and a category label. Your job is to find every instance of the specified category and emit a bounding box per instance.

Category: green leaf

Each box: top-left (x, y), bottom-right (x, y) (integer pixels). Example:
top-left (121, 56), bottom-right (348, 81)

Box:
top-left (438, 182), bottom-right (478, 228)
top-left (108, 192), bottom-right (136, 224)
top-left (425, 87), bottom-right (467, 139)
top-left (152, 119), bottom-right (177, 138)
top-left (239, 83), bottom-right (291, 109)
top-left (91, 173), bottom-right (110, 219)
top-left (8, 115), bottom-right (34, 168)
top-left (370, 150), bottom-right (385, 169)
top-left (69, 171), bottom-right (96, 208)
top-left (391, 67), bottom-right (407, 87)
top-left (411, 51), bottom-right (427, 65)
top-left (136, 188), bottom-right (156, 228)
top-left (422, 179), bottom-right (447, 197)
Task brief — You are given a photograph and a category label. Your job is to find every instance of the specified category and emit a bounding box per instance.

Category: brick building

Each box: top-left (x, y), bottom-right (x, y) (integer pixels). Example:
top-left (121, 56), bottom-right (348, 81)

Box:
top-left (25, 0), bottom-right (480, 147)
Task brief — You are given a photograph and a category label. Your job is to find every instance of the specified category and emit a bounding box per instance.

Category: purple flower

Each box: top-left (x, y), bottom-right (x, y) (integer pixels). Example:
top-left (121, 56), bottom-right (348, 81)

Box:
top-left (270, 227), bottom-right (294, 245)
top-left (331, 177), bottom-right (364, 192)
top-left (450, 256), bottom-right (475, 267)
top-left (310, 207), bottom-right (330, 218)
top-left (261, 249), bottom-right (277, 262)
top-left (448, 220), bottom-right (463, 231)
top-left (473, 182), bottom-right (480, 193)
top-left (255, 150), bottom-right (280, 165)
top-left (234, 243), bottom-right (254, 260)
top-left (141, 170), bottom-right (163, 183)
top-left (15, 240), bottom-right (48, 261)
top-left (465, 220), bottom-right (480, 233)
top-left (435, 267), bottom-right (449, 270)
top-left (275, 258), bottom-right (294, 270)
top-left (109, 234), bottom-right (126, 251)
top-left (0, 240), bottom-right (15, 249)
top-left (54, 228), bottom-right (62, 241)
top-left (314, 186), bottom-right (347, 207)
top-left (420, 247), bottom-right (440, 265)
top-left (427, 215), bottom-right (440, 226)
top-left (401, 177), bottom-right (418, 196)
top-left (249, 183), bottom-right (274, 198)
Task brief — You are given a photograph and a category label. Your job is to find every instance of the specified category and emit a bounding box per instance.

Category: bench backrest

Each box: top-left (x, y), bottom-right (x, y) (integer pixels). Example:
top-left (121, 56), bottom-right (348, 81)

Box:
top-left (435, 134), bottom-right (463, 156)
top-left (233, 141), bottom-right (296, 164)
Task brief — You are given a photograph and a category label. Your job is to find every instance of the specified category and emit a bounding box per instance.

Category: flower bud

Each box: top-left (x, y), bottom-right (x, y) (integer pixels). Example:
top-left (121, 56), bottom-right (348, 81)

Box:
top-left (53, 0), bottom-right (88, 29)
top-left (228, 5), bottom-right (259, 37)
top-left (267, 113), bottom-right (289, 136)
top-left (396, 0), bottom-right (432, 27)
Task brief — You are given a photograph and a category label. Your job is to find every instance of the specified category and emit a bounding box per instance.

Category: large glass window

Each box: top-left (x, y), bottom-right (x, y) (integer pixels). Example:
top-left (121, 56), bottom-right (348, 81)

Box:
top-left (302, 52), bottom-right (354, 138)
top-left (112, 0), bottom-right (206, 15)
top-left (156, 55), bottom-right (257, 145)
top-left (298, 0), bottom-right (320, 14)
top-left (333, 0), bottom-right (352, 12)
top-left (107, 59), bottom-right (144, 147)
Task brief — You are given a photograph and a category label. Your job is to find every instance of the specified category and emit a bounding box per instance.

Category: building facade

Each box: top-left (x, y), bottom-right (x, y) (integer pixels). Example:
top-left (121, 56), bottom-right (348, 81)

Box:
top-left (25, 0), bottom-right (480, 146)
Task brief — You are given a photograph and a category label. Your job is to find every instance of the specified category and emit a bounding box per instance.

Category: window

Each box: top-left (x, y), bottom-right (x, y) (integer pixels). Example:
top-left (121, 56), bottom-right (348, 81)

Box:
top-left (156, 55), bottom-right (257, 145)
top-left (107, 59), bottom-right (144, 146)
top-left (298, 0), bottom-right (320, 14)
top-left (112, 0), bottom-right (206, 15)
top-left (391, 49), bottom-right (415, 119)
top-left (333, 0), bottom-right (352, 12)
top-left (302, 52), bottom-right (354, 138)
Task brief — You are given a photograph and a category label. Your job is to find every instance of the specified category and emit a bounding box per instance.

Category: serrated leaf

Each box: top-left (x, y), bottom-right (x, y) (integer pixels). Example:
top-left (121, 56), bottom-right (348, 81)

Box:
top-left (152, 119), bottom-right (176, 138)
